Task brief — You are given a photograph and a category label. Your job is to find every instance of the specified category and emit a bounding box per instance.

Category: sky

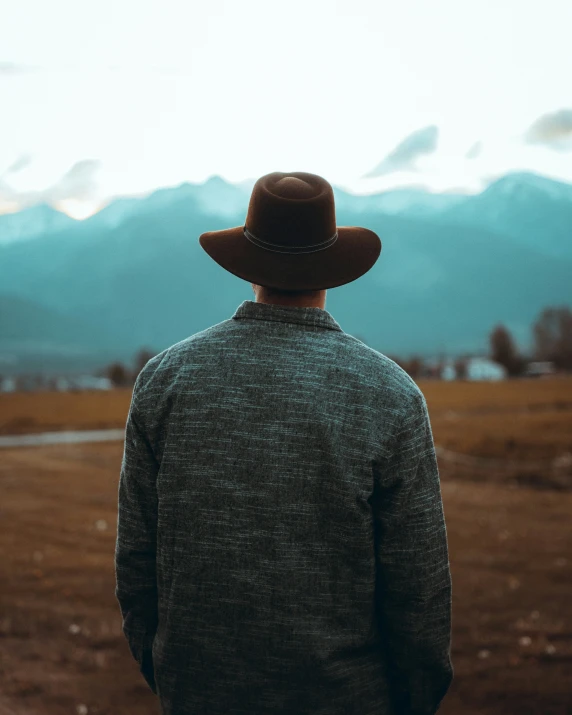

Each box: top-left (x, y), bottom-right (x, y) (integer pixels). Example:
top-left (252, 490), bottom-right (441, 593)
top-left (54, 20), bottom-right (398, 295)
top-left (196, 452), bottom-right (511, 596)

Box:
top-left (1, 0), bottom-right (572, 218)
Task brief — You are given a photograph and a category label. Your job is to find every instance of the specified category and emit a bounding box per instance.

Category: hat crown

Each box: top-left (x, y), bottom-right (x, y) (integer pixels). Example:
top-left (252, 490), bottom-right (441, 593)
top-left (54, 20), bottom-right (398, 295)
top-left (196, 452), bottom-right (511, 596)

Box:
top-left (273, 176), bottom-right (316, 199)
top-left (245, 172), bottom-right (337, 251)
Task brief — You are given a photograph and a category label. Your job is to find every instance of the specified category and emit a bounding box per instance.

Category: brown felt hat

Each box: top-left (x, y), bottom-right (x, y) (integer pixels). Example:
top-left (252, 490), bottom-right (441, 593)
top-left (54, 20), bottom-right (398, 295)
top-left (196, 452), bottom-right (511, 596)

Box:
top-left (198, 171), bottom-right (381, 291)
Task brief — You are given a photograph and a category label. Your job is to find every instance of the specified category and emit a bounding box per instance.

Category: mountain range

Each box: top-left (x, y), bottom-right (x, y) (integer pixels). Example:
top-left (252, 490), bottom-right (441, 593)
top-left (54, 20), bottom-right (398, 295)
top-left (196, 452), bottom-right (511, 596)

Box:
top-left (0, 171), bottom-right (571, 375)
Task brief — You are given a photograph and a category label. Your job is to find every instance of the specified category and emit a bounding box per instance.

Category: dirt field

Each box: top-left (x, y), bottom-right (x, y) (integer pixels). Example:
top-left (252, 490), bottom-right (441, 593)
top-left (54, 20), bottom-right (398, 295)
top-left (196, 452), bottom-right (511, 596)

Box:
top-left (0, 379), bottom-right (571, 714)
top-left (0, 390), bottom-right (133, 436)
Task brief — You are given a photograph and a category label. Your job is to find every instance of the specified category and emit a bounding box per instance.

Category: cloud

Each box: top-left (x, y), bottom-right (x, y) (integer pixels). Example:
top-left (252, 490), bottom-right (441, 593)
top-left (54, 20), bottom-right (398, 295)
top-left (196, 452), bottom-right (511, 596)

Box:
top-left (524, 108), bottom-right (572, 151)
top-left (363, 125), bottom-right (439, 178)
top-left (0, 62), bottom-right (37, 76)
top-left (0, 159), bottom-right (101, 209)
top-left (1, 154), bottom-right (33, 179)
top-left (465, 141), bottom-right (482, 159)
top-left (49, 160), bottom-right (101, 201)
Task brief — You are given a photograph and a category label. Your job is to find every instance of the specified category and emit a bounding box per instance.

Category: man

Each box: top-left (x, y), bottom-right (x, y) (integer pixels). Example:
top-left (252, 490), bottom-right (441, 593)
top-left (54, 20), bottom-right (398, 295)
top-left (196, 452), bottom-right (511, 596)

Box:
top-left (115, 171), bottom-right (453, 714)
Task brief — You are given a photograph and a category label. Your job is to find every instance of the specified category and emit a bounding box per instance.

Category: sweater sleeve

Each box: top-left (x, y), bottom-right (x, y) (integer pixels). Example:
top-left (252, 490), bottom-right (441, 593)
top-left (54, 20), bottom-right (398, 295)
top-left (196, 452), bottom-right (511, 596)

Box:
top-left (373, 390), bottom-right (453, 715)
top-left (115, 375), bottom-right (159, 694)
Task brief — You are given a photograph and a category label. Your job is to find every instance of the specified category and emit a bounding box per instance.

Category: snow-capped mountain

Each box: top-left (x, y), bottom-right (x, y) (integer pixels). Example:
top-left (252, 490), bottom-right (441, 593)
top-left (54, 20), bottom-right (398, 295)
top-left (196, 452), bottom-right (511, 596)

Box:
top-left (439, 172), bottom-right (572, 259)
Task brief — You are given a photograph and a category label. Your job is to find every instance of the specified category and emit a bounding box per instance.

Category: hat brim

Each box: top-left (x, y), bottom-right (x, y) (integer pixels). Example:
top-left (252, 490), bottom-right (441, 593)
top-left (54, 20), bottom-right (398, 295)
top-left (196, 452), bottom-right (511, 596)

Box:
top-left (198, 225), bottom-right (382, 291)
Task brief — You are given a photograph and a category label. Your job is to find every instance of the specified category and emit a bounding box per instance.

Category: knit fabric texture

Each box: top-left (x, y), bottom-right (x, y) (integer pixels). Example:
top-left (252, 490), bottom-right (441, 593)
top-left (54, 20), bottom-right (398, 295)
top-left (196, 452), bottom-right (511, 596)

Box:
top-left (115, 299), bottom-right (453, 715)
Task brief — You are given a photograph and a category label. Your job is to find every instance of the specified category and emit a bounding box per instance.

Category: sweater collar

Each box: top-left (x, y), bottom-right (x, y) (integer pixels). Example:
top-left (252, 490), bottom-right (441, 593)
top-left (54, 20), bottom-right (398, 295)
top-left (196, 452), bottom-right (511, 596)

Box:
top-left (231, 300), bottom-right (343, 332)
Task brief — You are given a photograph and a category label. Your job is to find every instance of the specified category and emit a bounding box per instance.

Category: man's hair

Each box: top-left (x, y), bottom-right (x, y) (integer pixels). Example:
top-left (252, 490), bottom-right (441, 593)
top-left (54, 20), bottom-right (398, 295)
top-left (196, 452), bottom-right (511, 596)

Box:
top-left (259, 285), bottom-right (323, 297)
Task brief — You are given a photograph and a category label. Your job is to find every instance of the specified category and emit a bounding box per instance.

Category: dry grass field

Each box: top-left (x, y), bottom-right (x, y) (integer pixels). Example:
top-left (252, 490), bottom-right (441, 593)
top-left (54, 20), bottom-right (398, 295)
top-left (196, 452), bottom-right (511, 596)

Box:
top-left (0, 377), bottom-right (571, 714)
top-left (2, 378), bottom-right (572, 460)
top-left (0, 389), bottom-right (134, 436)
top-left (423, 377), bottom-right (572, 461)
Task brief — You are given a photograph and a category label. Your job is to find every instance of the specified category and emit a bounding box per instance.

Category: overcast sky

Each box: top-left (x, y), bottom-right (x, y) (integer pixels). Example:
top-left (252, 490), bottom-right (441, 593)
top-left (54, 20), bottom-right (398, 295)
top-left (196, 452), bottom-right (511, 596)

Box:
top-left (1, 0), bottom-right (572, 217)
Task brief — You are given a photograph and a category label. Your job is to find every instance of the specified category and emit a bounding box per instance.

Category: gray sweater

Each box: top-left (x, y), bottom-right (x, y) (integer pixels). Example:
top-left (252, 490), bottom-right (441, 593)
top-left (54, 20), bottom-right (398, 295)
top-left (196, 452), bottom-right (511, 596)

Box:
top-left (115, 299), bottom-right (453, 715)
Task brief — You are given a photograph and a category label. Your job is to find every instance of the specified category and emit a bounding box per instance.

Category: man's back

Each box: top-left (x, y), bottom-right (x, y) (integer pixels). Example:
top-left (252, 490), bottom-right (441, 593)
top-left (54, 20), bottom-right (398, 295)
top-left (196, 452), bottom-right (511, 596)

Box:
top-left (115, 299), bottom-right (453, 715)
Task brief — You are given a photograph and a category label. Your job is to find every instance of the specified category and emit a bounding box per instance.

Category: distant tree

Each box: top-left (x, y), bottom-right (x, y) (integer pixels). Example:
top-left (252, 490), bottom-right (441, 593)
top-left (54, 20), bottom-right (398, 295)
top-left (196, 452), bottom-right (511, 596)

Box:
top-left (131, 348), bottom-right (156, 384)
top-left (454, 356), bottom-right (469, 380)
top-left (419, 361), bottom-right (439, 379)
top-left (107, 362), bottom-right (130, 388)
top-left (404, 356), bottom-right (423, 379)
top-left (15, 375), bottom-right (27, 391)
top-left (426, 363), bottom-right (441, 379)
top-left (387, 354), bottom-right (405, 370)
top-left (533, 306), bottom-right (572, 371)
top-left (489, 324), bottom-right (526, 377)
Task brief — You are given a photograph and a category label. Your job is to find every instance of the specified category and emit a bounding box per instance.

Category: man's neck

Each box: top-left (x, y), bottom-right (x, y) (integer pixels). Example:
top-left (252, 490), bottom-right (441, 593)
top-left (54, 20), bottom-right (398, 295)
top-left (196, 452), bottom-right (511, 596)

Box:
top-left (252, 285), bottom-right (326, 310)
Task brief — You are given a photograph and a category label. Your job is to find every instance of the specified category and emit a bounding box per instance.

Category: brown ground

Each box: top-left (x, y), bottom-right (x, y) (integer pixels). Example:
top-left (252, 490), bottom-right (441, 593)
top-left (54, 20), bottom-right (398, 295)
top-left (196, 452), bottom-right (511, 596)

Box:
top-left (0, 390), bottom-right (133, 436)
top-left (0, 379), bottom-right (571, 714)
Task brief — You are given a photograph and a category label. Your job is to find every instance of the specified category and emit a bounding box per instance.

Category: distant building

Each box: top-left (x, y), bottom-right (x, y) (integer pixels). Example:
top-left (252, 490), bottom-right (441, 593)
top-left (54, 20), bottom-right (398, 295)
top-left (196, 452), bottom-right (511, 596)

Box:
top-left (441, 356), bottom-right (507, 381)
top-left (523, 361), bottom-right (556, 378)
top-left (54, 375), bottom-right (114, 391)
top-left (442, 363), bottom-right (456, 381)
top-left (466, 357), bottom-right (507, 381)
top-left (1, 374), bottom-right (114, 392)
top-left (55, 377), bottom-right (71, 391)
top-left (0, 376), bottom-right (17, 392)
top-left (70, 375), bottom-right (113, 390)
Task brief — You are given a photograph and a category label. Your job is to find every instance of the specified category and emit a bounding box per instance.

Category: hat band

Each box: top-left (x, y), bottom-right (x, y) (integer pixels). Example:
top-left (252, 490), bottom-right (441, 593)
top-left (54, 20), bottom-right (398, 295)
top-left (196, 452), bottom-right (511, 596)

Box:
top-left (243, 226), bottom-right (338, 254)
